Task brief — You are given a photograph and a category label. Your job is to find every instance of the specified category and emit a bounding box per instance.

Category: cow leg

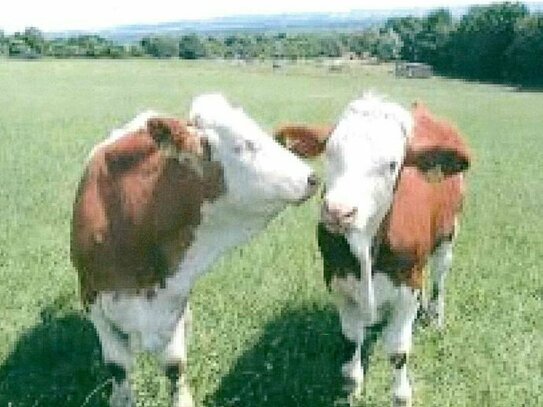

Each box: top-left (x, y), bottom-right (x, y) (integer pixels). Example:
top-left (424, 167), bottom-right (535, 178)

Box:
top-left (336, 293), bottom-right (366, 399)
top-left (428, 239), bottom-right (454, 329)
top-left (162, 301), bottom-right (194, 407)
top-left (88, 302), bottom-right (135, 407)
top-left (383, 286), bottom-right (419, 407)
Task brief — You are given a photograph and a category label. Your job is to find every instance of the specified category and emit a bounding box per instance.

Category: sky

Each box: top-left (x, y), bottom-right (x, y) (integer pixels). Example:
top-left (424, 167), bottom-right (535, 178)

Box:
top-left (1, 0), bottom-right (505, 33)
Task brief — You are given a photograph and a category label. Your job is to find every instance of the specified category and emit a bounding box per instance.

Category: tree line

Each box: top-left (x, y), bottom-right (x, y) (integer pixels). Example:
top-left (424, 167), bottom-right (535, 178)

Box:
top-left (1, 2), bottom-right (541, 85)
top-left (0, 28), bottom-right (403, 61)
top-left (387, 2), bottom-right (542, 84)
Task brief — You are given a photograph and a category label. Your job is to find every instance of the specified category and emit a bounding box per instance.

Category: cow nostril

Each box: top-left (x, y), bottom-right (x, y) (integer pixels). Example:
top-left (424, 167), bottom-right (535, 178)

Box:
top-left (307, 173), bottom-right (320, 188)
top-left (323, 201), bottom-right (357, 224)
top-left (345, 207), bottom-right (358, 218)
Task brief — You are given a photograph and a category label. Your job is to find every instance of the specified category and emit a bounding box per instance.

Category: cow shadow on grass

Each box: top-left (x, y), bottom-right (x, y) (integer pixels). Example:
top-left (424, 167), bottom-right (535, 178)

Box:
top-left (205, 306), bottom-right (385, 407)
top-left (0, 302), bottom-right (110, 407)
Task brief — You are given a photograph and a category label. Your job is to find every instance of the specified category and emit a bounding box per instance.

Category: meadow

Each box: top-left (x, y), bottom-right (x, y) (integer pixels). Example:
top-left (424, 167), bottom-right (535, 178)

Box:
top-left (0, 59), bottom-right (541, 406)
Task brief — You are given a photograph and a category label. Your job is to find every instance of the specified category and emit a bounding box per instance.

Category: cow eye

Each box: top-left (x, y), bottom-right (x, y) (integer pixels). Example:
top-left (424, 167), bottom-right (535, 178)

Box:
top-left (389, 161), bottom-right (398, 172)
top-left (244, 139), bottom-right (258, 152)
top-left (234, 139), bottom-right (259, 155)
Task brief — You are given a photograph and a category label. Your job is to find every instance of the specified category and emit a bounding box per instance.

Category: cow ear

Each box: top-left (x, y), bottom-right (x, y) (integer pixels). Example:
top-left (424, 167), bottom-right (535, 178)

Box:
top-left (274, 124), bottom-right (333, 158)
top-left (147, 117), bottom-right (176, 146)
top-left (147, 117), bottom-right (207, 157)
top-left (405, 106), bottom-right (471, 181)
top-left (405, 147), bottom-right (470, 182)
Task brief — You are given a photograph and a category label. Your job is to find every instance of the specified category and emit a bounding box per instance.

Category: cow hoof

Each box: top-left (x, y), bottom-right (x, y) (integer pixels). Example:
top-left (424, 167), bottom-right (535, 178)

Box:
top-left (341, 361), bottom-right (363, 398)
top-left (424, 300), bottom-right (445, 329)
top-left (419, 306), bottom-right (444, 330)
top-left (110, 379), bottom-right (135, 407)
top-left (392, 394), bottom-right (412, 407)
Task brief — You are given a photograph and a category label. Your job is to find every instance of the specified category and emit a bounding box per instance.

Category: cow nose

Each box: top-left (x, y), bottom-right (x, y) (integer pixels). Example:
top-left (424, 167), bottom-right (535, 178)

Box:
top-left (297, 173), bottom-right (320, 203)
top-left (308, 173), bottom-right (320, 189)
top-left (322, 200), bottom-right (358, 232)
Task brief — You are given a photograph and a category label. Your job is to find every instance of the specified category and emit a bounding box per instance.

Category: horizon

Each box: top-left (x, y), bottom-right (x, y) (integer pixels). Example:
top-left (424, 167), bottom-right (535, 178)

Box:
top-left (1, 0), bottom-right (505, 34)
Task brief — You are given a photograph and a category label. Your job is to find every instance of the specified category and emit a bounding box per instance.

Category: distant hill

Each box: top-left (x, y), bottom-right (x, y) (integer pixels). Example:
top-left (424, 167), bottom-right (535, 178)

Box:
top-left (46, 3), bottom-right (543, 43)
top-left (44, 8), bottom-right (456, 42)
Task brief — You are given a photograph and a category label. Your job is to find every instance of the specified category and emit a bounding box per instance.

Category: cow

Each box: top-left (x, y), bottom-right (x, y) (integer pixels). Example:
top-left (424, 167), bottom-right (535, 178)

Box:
top-left (70, 93), bottom-right (319, 407)
top-left (280, 95), bottom-right (471, 406)
top-left (274, 124), bottom-right (333, 158)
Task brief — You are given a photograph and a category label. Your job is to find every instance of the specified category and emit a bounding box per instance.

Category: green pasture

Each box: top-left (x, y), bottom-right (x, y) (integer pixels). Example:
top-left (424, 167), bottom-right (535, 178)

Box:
top-left (0, 59), bottom-right (541, 406)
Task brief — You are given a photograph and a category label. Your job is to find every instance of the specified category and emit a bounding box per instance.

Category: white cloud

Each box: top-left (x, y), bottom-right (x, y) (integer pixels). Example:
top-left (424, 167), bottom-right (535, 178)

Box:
top-left (1, 0), bottom-right (498, 33)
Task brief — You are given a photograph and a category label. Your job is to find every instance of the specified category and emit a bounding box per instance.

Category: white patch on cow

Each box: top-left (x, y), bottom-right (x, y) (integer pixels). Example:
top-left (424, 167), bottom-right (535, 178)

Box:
top-left (174, 375), bottom-right (194, 407)
top-left (428, 238), bottom-right (455, 328)
top-left (392, 363), bottom-right (412, 407)
top-left (190, 93), bottom-right (316, 207)
top-left (383, 285), bottom-right (418, 407)
top-left (161, 302), bottom-right (191, 366)
top-left (88, 110), bottom-right (160, 160)
top-left (323, 93), bottom-right (413, 321)
top-left (331, 272), bottom-right (418, 402)
top-left (382, 285), bottom-right (419, 355)
top-left (342, 345), bottom-right (364, 397)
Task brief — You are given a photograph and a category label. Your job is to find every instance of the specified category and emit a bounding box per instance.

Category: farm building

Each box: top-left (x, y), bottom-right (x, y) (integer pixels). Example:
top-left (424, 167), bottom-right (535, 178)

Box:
top-left (395, 62), bottom-right (433, 78)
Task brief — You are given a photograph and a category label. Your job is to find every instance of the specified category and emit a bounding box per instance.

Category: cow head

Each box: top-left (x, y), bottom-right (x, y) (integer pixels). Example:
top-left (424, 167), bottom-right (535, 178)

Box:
top-left (321, 94), bottom-right (413, 237)
top-left (189, 93), bottom-right (319, 215)
top-left (321, 97), bottom-right (471, 236)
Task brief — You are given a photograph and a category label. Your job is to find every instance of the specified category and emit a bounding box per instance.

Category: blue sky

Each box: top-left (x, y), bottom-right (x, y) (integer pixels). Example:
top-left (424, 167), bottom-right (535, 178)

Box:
top-left (1, 0), bottom-right (502, 33)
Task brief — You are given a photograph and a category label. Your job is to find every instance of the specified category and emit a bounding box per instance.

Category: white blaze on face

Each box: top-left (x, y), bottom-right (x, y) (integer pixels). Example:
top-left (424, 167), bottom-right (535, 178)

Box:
top-left (190, 93), bottom-right (317, 213)
top-left (324, 94), bottom-right (413, 235)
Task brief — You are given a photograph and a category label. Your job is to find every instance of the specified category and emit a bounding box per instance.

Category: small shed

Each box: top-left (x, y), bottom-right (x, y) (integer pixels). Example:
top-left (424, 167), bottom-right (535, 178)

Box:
top-left (395, 62), bottom-right (433, 78)
top-left (272, 59), bottom-right (286, 70)
top-left (329, 59), bottom-right (346, 72)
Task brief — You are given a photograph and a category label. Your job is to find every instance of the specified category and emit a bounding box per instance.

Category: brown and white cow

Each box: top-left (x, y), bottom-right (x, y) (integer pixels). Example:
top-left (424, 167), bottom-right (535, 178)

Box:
top-left (70, 94), bottom-right (319, 407)
top-left (281, 95), bottom-right (471, 406)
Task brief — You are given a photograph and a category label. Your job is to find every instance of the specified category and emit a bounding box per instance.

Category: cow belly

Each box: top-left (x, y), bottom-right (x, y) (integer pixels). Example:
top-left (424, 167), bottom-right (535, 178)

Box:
top-left (330, 272), bottom-right (399, 322)
top-left (92, 290), bottom-right (186, 353)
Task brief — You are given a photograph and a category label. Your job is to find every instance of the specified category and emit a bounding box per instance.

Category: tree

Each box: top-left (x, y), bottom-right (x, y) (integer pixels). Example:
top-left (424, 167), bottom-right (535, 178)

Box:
top-left (448, 2), bottom-right (529, 80)
top-left (202, 36), bottom-right (226, 58)
top-left (141, 36), bottom-right (179, 58)
top-left (385, 16), bottom-right (423, 61)
top-left (317, 36), bottom-right (341, 58)
top-left (416, 9), bottom-right (455, 69)
top-left (505, 14), bottom-right (543, 85)
top-left (179, 34), bottom-right (206, 59)
top-left (21, 27), bottom-right (45, 55)
top-left (374, 29), bottom-right (403, 61)
top-left (8, 38), bottom-right (33, 58)
top-left (348, 31), bottom-right (378, 57)
top-left (0, 30), bottom-right (8, 56)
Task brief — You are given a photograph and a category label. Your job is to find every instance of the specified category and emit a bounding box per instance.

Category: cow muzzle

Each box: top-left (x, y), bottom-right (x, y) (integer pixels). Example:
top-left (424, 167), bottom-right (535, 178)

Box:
top-left (295, 172), bottom-right (320, 204)
top-left (321, 200), bottom-right (358, 234)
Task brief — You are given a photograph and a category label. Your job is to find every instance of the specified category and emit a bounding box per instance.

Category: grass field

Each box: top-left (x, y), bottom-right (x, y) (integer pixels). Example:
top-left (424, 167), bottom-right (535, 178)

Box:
top-left (0, 59), bottom-right (541, 407)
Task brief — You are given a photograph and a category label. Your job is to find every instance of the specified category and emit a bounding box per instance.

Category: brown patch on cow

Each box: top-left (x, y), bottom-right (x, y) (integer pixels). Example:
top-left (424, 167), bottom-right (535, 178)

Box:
top-left (374, 104), bottom-right (470, 289)
top-left (374, 168), bottom-right (464, 289)
top-left (70, 117), bottom-right (225, 305)
top-left (274, 124), bottom-right (333, 158)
